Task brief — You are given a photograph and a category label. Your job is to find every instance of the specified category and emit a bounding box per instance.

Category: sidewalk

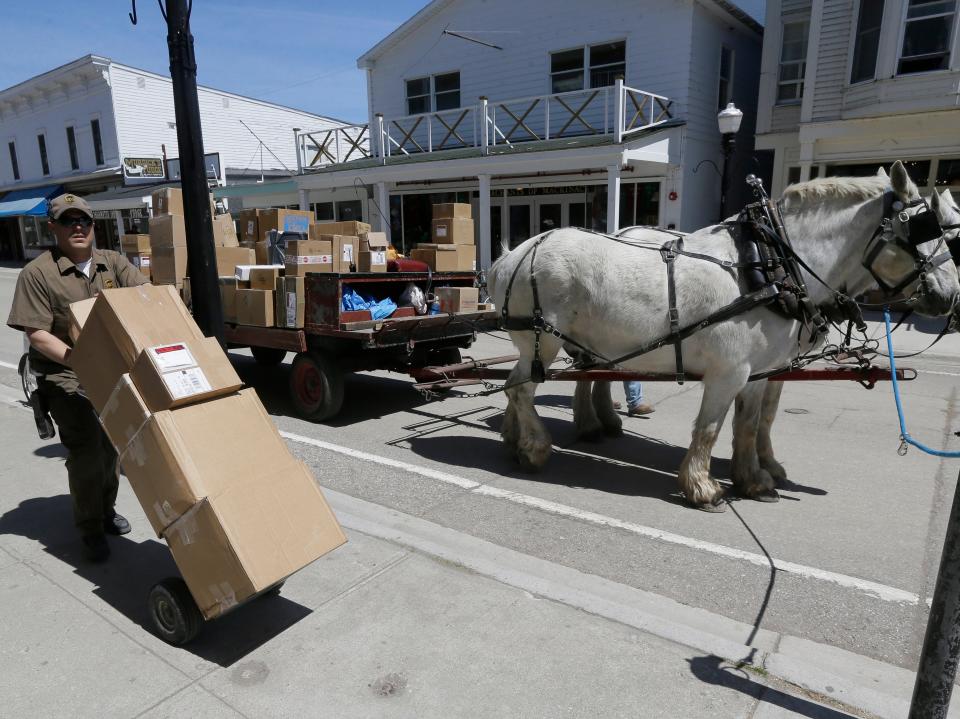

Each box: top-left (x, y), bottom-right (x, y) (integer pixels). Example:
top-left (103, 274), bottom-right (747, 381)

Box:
top-left (0, 379), bottom-right (938, 719)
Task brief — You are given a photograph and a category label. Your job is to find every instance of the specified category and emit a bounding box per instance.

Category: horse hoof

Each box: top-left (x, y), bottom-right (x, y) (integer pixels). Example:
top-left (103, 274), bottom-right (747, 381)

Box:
top-left (751, 487), bottom-right (780, 503)
top-left (694, 499), bottom-right (727, 513)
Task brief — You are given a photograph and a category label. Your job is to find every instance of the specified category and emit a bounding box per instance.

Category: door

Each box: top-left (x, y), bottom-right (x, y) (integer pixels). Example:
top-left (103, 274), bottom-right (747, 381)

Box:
top-left (508, 203), bottom-right (531, 250)
top-left (537, 203), bottom-right (562, 233)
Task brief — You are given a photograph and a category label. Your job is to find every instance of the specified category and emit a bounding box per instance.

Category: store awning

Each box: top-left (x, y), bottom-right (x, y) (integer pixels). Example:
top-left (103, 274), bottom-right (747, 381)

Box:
top-left (0, 185), bottom-right (62, 218)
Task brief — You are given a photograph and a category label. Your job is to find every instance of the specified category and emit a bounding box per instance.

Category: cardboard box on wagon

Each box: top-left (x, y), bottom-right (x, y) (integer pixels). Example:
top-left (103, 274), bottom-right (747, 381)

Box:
top-left (274, 276), bottom-right (305, 328)
top-left (437, 287), bottom-right (479, 314)
top-left (130, 336), bottom-right (242, 412)
top-left (359, 231), bottom-right (388, 252)
top-left (357, 250), bottom-right (387, 273)
top-left (215, 246), bottom-right (256, 278)
top-left (163, 459), bottom-right (346, 619)
top-left (150, 214), bottom-right (187, 250)
top-left (151, 245), bottom-right (188, 286)
top-left (121, 234), bottom-right (152, 254)
top-left (411, 245), bottom-right (459, 272)
top-left (220, 277), bottom-right (238, 323)
top-left (249, 266), bottom-right (282, 291)
top-left (69, 285), bottom-right (205, 413)
top-left (258, 209), bottom-right (312, 240)
top-left (284, 240), bottom-right (332, 276)
top-left (315, 235), bottom-right (358, 273)
top-left (126, 252), bottom-right (151, 279)
top-left (212, 214), bottom-right (239, 247)
top-left (152, 187), bottom-right (183, 217)
top-left (239, 209), bottom-right (262, 246)
top-left (236, 288), bottom-right (274, 326)
top-left (432, 202), bottom-right (472, 219)
top-left (431, 217), bottom-right (475, 245)
top-left (311, 220), bottom-right (371, 238)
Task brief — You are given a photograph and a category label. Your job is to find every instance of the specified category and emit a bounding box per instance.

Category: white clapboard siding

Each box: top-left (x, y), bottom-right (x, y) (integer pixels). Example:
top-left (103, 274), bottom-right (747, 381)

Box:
top-left (770, 104), bottom-right (802, 132)
top-left (781, 0), bottom-right (812, 16)
top-left (365, 0), bottom-right (701, 126)
top-left (110, 64), bottom-right (345, 177)
top-left (0, 78), bottom-right (118, 186)
top-left (811, 0), bottom-right (853, 121)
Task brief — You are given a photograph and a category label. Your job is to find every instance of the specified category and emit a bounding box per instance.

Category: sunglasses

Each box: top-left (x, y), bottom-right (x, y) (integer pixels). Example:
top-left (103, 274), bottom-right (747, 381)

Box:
top-left (55, 215), bottom-right (93, 228)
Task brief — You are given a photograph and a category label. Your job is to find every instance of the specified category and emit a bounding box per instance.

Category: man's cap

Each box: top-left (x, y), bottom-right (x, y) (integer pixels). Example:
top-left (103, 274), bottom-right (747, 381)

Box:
top-left (48, 193), bottom-right (93, 220)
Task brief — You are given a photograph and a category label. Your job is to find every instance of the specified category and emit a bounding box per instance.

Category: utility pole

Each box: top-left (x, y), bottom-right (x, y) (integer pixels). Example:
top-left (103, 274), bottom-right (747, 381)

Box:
top-left (156, 0), bottom-right (224, 343)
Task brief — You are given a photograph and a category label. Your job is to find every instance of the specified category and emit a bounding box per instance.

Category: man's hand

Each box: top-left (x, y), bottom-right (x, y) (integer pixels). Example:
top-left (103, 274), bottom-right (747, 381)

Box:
top-left (25, 328), bottom-right (72, 366)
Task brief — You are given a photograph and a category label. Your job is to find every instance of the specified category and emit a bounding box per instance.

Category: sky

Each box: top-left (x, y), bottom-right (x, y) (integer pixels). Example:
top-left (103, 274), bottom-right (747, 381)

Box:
top-left (1, 0), bottom-right (766, 124)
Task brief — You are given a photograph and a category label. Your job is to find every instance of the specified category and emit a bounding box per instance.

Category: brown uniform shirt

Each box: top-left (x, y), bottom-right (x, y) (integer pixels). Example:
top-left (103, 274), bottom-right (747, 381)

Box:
top-left (7, 246), bottom-right (149, 392)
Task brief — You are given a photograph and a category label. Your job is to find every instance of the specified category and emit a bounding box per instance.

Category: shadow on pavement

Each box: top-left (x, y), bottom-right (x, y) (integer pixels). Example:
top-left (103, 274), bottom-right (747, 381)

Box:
top-left (688, 655), bottom-right (854, 718)
top-left (0, 495), bottom-right (311, 668)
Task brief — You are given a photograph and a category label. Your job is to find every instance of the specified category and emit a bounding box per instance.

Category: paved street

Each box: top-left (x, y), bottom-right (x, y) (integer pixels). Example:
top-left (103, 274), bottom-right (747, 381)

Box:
top-left (2, 263), bottom-right (959, 718)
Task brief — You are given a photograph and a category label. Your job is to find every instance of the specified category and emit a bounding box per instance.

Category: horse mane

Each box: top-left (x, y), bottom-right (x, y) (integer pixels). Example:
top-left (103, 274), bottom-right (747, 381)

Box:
top-left (780, 175), bottom-right (888, 209)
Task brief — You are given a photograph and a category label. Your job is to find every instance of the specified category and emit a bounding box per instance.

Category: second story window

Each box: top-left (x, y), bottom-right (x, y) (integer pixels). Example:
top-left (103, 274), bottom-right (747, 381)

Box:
top-left (8, 142), bottom-right (20, 181)
top-left (66, 126), bottom-right (79, 170)
top-left (777, 20), bottom-right (809, 103)
top-left (406, 73), bottom-right (461, 115)
top-left (852, 0), bottom-right (885, 82)
top-left (37, 134), bottom-right (50, 176)
top-left (551, 42), bottom-right (626, 94)
top-left (898, 0), bottom-right (956, 74)
top-left (718, 46), bottom-right (734, 111)
top-left (91, 118), bottom-right (104, 166)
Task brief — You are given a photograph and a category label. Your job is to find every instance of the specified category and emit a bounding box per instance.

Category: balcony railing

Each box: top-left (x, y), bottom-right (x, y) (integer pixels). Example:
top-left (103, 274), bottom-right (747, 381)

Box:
top-left (295, 79), bottom-right (672, 172)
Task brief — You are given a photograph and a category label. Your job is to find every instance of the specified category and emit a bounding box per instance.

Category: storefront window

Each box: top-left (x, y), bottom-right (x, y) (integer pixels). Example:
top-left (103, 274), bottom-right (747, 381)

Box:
top-left (336, 200), bottom-right (363, 222)
top-left (21, 216), bottom-right (56, 251)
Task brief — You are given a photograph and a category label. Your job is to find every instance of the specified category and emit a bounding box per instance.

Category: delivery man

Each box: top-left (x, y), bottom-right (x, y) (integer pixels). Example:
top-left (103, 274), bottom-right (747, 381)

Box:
top-left (7, 193), bottom-right (149, 562)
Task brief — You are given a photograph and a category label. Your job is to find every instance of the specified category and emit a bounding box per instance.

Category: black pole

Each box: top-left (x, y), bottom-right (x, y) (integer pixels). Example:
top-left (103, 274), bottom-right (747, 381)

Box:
top-left (165, 0), bottom-right (223, 344)
top-left (719, 133), bottom-right (734, 222)
top-left (909, 468), bottom-right (960, 718)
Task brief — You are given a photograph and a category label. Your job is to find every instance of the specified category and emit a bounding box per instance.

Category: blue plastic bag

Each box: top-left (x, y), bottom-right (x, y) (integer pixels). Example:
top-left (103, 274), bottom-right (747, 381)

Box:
top-left (341, 286), bottom-right (398, 320)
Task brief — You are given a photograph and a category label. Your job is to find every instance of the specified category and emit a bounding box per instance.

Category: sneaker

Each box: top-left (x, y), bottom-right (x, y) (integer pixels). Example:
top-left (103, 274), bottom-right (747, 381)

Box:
top-left (104, 512), bottom-right (131, 536)
top-left (82, 533), bottom-right (110, 562)
top-left (627, 403), bottom-right (655, 416)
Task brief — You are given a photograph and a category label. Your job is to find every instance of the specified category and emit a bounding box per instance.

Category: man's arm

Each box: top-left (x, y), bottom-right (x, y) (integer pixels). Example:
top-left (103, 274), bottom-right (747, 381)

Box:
top-left (112, 252), bottom-right (151, 288)
top-left (25, 328), bottom-right (72, 365)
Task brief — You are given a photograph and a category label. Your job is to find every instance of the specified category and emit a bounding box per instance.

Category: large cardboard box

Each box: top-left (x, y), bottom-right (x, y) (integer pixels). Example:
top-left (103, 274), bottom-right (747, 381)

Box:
top-left (236, 289), bottom-right (274, 326)
top-left (130, 337), bottom-right (242, 412)
top-left (359, 231), bottom-right (389, 252)
top-left (316, 235), bottom-right (358, 273)
top-left (258, 209), bottom-right (312, 240)
top-left (118, 388), bottom-right (290, 533)
top-left (411, 245), bottom-right (459, 272)
top-left (431, 217), bottom-right (475, 245)
top-left (274, 276), bottom-right (305, 329)
top-left (163, 459), bottom-right (346, 619)
top-left (99, 374), bottom-right (151, 454)
top-left (150, 214), bottom-right (187, 250)
top-left (126, 252), bottom-right (152, 279)
top-left (437, 287), bottom-right (479, 314)
top-left (285, 240), bottom-right (332, 276)
top-left (152, 245), bottom-right (188, 286)
top-left (121, 234), bottom-right (151, 254)
top-left (311, 220), bottom-right (371, 238)
top-left (69, 285), bottom-right (204, 412)
top-left (215, 246), bottom-right (255, 277)
top-left (68, 297), bottom-right (96, 343)
top-left (456, 244), bottom-right (477, 271)
top-left (357, 250), bottom-right (387, 273)
top-left (255, 241), bottom-right (270, 265)
top-left (152, 187), bottom-right (183, 217)
top-left (249, 266), bottom-right (282, 291)
top-left (220, 277), bottom-right (238, 323)
top-left (433, 202), bottom-right (472, 219)
top-left (239, 209), bottom-right (262, 246)
top-left (212, 215), bottom-right (239, 247)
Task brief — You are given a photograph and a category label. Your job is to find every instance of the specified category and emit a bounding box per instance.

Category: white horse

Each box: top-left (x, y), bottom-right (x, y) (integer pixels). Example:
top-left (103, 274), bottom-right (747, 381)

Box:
top-left (487, 161), bottom-right (959, 511)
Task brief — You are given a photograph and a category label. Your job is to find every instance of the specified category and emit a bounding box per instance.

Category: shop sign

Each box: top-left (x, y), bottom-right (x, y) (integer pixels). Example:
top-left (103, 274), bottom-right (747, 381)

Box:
top-left (122, 156), bottom-right (165, 180)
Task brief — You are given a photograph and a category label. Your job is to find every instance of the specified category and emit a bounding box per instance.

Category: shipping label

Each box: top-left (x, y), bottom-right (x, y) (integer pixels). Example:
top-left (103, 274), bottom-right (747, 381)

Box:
top-left (371, 250), bottom-right (387, 264)
top-left (435, 225), bottom-right (448, 237)
top-left (341, 244), bottom-right (354, 262)
top-left (246, 220), bottom-right (255, 235)
top-left (283, 215), bottom-right (310, 233)
top-left (286, 292), bottom-right (298, 325)
top-left (162, 367), bottom-right (213, 399)
top-left (149, 343), bottom-right (196, 371)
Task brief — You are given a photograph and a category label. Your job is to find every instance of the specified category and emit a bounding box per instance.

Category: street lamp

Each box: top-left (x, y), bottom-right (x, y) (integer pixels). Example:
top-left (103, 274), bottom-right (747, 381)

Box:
top-left (717, 102), bottom-right (743, 221)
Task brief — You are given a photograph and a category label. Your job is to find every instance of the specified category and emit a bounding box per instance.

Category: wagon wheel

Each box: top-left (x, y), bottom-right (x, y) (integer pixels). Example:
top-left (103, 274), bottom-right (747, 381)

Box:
top-left (148, 577), bottom-right (203, 645)
top-left (289, 351), bottom-right (345, 422)
top-left (428, 347), bottom-right (462, 367)
top-left (251, 346), bottom-right (287, 367)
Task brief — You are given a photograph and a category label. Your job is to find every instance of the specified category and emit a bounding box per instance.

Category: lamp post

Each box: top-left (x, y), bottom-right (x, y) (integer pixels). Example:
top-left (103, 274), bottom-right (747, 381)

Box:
top-left (717, 102), bottom-right (743, 221)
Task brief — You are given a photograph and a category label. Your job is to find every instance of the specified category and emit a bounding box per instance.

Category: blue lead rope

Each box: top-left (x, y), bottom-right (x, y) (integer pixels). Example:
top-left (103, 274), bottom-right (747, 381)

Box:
top-left (884, 307), bottom-right (960, 458)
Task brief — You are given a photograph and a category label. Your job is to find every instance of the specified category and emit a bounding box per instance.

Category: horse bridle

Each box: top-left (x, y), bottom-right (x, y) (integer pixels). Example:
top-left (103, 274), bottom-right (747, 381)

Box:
top-left (862, 192), bottom-right (954, 297)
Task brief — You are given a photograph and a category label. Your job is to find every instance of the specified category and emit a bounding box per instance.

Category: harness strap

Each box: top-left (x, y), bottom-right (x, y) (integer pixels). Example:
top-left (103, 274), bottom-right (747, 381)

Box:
top-left (661, 239), bottom-right (685, 384)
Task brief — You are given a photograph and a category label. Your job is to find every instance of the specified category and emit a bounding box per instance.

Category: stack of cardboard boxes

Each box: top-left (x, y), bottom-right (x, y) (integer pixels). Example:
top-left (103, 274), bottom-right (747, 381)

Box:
top-left (122, 234), bottom-right (152, 280)
top-left (411, 203), bottom-right (477, 272)
top-left (68, 285), bottom-right (346, 619)
top-left (149, 187), bottom-right (254, 288)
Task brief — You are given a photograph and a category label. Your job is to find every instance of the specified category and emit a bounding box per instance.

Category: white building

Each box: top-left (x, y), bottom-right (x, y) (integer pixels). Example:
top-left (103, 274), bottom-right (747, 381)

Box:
top-left (0, 55), bottom-right (350, 260)
top-left (221, 0), bottom-right (763, 268)
top-left (755, 0), bottom-right (960, 196)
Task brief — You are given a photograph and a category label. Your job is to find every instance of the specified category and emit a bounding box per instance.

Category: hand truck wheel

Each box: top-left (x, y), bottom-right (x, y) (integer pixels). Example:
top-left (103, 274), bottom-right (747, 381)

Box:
top-left (148, 577), bottom-right (203, 645)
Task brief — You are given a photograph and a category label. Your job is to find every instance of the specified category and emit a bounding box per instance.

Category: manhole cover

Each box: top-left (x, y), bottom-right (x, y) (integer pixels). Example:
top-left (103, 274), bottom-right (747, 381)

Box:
top-left (784, 408), bottom-right (809, 415)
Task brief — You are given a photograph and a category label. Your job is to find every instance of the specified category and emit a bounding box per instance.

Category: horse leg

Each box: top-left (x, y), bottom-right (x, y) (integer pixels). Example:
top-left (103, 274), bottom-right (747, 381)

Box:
top-left (503, 335), bottom-right (561, 471)
top-left (592, 381), bottom-right (623, 436)
top-left (502, 392), bottom-right (520, 452)
top-left (731, 382), bottom-right (779, 502)
top-left (678, 375), bottom-right (745, 512)
top-left (757, 380), bottom-right (788, 485)
top-left (573, 380), bottom-right (605, 441)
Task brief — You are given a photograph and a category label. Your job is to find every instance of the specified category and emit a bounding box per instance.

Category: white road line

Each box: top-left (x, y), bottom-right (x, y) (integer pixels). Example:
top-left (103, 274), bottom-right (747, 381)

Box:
top-left (0, 359), bottom-right (18, 370)
top-left (281, 430), bottom-right (920, 606)
top-left (922, 370), bottom-right (960, 377)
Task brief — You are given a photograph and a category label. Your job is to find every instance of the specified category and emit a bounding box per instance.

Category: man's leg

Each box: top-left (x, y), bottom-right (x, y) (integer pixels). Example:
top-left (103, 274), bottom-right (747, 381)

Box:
top-left (41, 383), bottom-right (113, 556)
